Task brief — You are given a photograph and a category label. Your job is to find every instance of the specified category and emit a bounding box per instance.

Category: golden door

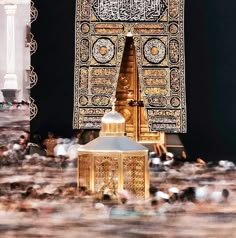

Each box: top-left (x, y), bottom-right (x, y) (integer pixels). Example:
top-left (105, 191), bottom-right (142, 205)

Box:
top-left (115, 37), bottom-right (164, 143)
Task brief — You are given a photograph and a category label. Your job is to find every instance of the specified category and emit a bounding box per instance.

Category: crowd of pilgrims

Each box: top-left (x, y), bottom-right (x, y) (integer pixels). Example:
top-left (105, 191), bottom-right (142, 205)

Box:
top-left (0, 129), bottom-right (235, 221)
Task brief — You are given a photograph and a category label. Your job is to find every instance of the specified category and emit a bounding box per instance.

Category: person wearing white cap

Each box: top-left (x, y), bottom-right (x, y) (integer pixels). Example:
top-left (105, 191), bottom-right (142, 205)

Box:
top-left (156, 191), bottom-right (170, 202)
top-left (152, 157), bottom-right (161, 166)
top-left (219, 160), bottom-right (235, 170)
top-left (166, 152), bottom-right (174, 159)
top-left (163, 152), bottom-right (175, 167)
top-left (155, 191), bottom-right (171, 214)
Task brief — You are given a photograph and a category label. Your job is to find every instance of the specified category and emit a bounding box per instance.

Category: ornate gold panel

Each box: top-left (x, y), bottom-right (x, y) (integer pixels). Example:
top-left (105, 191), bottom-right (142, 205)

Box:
top-left (77, 154), bottom-right (91, 189)
top-left (74, 0), bottom-right (186, 133)
top-left (123, 153), bottom-right (149, 199)
top-left (94, 155), bottom-right (119, 194)
top-left (77, 151), bottom-right (149, 199)
top-left (115, 38), bottom-right (162, 142)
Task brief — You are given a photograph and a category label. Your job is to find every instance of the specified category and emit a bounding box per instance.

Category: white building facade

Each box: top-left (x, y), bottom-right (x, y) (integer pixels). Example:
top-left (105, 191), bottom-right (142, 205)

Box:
top-left (0, 0), bottom-right (30, 102)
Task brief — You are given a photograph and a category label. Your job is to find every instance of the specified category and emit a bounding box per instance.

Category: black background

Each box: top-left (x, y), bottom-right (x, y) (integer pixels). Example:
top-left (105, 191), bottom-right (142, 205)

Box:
top-left (31, 0), bottom-right (236, 161)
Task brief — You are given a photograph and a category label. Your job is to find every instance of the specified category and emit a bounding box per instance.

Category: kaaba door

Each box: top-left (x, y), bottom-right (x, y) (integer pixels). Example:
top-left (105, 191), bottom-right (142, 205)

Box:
top-left (115, 37), bottom-right (162, 142)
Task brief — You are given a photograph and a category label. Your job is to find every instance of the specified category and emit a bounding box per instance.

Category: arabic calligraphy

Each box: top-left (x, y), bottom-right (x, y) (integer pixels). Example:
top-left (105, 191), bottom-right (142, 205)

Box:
top-left (92, 0), bottom-right (167, 22)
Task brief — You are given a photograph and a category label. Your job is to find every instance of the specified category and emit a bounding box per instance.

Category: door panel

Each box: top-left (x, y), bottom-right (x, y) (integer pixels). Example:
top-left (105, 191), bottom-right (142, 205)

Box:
top-left (116, 37), bottom-right (138, 140)
top-left (116, 37), bottom-right (164, 143)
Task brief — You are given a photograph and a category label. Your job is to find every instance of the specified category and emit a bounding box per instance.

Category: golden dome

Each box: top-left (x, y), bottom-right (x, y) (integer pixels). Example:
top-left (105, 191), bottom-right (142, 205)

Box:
top-left (100, 103), bottom-right (125, 136)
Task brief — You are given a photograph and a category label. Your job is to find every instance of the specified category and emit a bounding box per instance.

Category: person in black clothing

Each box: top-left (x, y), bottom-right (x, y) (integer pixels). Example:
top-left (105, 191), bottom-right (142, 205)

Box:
top-left (26, 134), bottom-right (46, 156)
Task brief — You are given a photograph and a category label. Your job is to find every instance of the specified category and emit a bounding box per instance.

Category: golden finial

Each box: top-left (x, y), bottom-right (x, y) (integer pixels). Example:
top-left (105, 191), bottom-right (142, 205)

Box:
top-left (110, 97), bottom-right (116, 111)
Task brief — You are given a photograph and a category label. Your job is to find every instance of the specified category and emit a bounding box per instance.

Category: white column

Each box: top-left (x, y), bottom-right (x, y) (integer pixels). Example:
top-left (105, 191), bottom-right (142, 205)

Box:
top-left (3, 4), bottom-right (17, 89)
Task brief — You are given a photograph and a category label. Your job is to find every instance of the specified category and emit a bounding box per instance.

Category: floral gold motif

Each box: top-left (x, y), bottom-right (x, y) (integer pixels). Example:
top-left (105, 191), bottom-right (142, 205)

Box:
top-left (169, 39), bottom-right (179, 64)
top-left (169, 0), bottom-right (179, 18)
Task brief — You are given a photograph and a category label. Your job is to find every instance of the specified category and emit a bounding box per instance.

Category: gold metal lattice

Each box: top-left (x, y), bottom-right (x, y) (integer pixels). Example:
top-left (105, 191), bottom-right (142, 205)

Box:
top-left (123, 156), bottom-right (146, 198)
top-left (94, 156), bottom-right (119, 194)
top-left (78, 154), bottom-right (91, 189)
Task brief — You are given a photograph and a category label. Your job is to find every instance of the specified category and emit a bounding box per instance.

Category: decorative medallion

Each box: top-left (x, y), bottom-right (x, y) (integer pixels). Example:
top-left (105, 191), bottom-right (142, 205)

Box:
top-left (92, 0), bottom-right (167, 22)
top-left (170, 97), bottom-right (180, 107)
top-left (144, 38), bottom-right (166, 64)
top-left (80, 22), bottom-right (90, 34)
top-left (92, 38), bottom-right (115, 64)
top-left (79, 96), bottom-right (89, 106)
top-left (169, 23), bottom-right (178, 34)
